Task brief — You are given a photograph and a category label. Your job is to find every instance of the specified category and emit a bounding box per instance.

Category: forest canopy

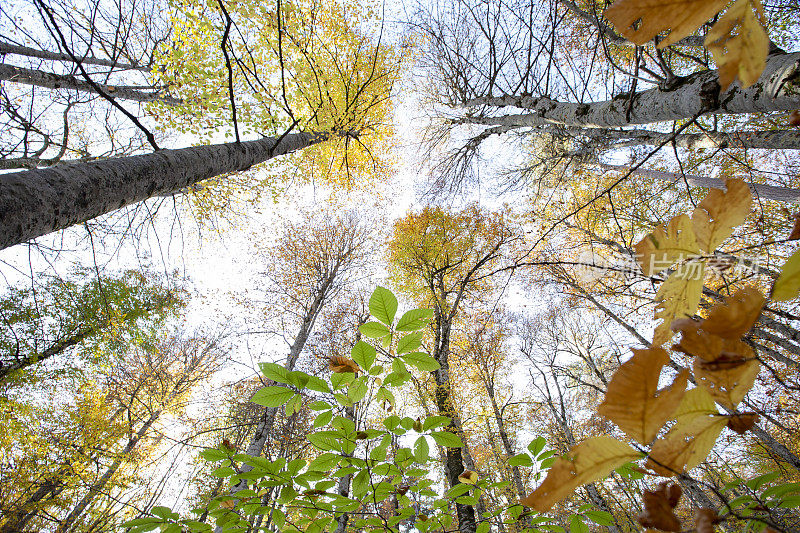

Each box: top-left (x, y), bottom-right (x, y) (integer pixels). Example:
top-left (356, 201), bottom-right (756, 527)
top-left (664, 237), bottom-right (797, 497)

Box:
top-left (1, 0), bottom-right (800, 532)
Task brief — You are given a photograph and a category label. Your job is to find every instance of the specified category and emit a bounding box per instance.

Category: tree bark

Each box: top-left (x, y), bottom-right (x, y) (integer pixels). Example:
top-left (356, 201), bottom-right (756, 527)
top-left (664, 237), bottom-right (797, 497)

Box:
top-left (592, 163), bottom-right (800, 203)
top-left (0, 40), bottom-right (149, 72)
top-left (0, 63), bottom-right (179, 104)
top-left (456, 52), bottom-right (800, 128)
top-left (578, 128), bottom-right (800, 151)
top-left (0, 131), bottom-right (328, 250)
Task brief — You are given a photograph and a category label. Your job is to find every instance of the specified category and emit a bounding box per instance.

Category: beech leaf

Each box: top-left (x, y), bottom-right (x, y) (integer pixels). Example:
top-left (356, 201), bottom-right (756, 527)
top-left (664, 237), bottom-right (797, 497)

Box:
top-left (694, 356), bottom-right (759, 409)
top-left (604, 0), bottom-right (728, 47)
top-left (653, 269), bottom-right (704, 346)
top-left (705, 0), bottom-right (769, 89)
top-left (691, 179), bottom-right (752, 252)
top-left (598, 347), bottom-right (689, 444)
top-left (772, 248), bottom-right (800, 302)
top-left (647, 413), bottom-right (727, 476)
top-left (638, 482), bottom-right (682, 531)
top-left (635, 214), bottom-right (700, 276)
top-left (328, 356), bottom-right (361, 374)
top-left (520, 436), bottom-right (640, 512)
top-left (700, 286), bottom-right (765, 339)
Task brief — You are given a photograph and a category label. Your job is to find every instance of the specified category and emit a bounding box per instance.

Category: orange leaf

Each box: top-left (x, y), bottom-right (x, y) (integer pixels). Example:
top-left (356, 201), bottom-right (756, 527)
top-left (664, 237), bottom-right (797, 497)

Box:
top-left (700, 287), bottom-right (765, 339)
top-left (328, 356), bottom-right (361, 374)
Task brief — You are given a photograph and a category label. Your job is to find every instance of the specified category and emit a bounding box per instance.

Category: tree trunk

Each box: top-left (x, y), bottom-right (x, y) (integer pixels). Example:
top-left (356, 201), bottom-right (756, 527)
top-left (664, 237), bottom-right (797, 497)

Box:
top-left (456, 52), bottom-right (800, 128)
top-left (0, 63), bottom-right (179, 104)
top-left (578, 128), bottom-right (800, 151)
top-left (0, 131), bottom-right (328, 249)
top-left (431, 310), bottom-right (477, 533)
top-left (0, 40), bottom-right (149, 72)
top-left (591, 163), bottom-right (800, 203)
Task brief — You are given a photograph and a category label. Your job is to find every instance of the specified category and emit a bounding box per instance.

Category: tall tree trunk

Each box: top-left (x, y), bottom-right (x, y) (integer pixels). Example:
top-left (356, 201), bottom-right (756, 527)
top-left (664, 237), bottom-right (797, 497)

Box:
top-left (0, 40), bottom-right (149, 71)
top-left (455, 52), bottom-right (800, 128)
top-left (590, 163), bottom-right (800, 203)
top-left (576, 128), bottom-right (800, 151)
top-left (484, 383), bottom-right (526, 500)
top-left (431, 309), bottom-right (477, 533)
top-left (0, 131), bottom-right (328, 249)
top-left (0, 64), bottom-right (179, 104)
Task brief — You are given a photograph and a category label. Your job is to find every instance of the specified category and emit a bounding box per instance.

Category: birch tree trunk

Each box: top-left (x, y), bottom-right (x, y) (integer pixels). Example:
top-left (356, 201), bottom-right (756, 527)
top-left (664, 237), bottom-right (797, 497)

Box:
top-left (590, 162), bottom-right (800, 203)
top-left (0, 131), bottom-right (327, 249)
top-left (0, 64), bottom-right (180, 104)
top-left (456, 52), bottom-right (800, 129)
top-left (576, 128), bottom-right (800, 151)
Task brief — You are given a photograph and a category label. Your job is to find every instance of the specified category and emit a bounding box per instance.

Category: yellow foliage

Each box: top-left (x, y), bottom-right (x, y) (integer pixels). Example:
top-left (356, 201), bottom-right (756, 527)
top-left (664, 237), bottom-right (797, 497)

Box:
top-left (653, 269), bottom-right (704, 346)
top-left (647, 412), bottom-right (728, 477)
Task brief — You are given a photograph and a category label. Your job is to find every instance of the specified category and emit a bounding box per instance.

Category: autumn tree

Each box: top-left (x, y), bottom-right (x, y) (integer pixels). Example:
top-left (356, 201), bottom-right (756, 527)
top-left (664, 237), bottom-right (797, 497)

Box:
top-left (387, 205), bottom-right (521, 533)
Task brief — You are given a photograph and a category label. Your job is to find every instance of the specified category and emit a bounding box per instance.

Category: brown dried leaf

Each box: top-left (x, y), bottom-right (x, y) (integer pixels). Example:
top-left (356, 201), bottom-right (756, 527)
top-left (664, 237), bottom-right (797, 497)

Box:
top-left (328, 356), bottom-right (361, 374)
top-left (604, 0), bottom-right (728, 47)
top-left (694, 356), bottom-right (759, 409)
top-left (520, 436), bottom-right (640, 512)
top-left (699, 287), bottom-right (766, 339)
top-left (726, 412), bottom-right (759, 434)
top-left (691, 179), bottom-right (752, 252)
top-left (788, 213), bottom-right (800, 241)
top-left (598, 348), bottom-right (689, 444)
top-left (695, 507), bottom-right (722, 533)
top-left (790, 111), bottom-right (800, 127)
top-left (638, 482), bottom-right (683, 531)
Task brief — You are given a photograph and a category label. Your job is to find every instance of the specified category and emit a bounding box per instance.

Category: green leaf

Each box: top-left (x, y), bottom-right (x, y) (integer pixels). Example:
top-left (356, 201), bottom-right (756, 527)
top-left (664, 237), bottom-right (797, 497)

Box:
top-left (309, 400), bottom-right (332, 411)
top-left (369, 286), bottom-right (398, 325)
top-left (397, 332), bottom-right (422, 354)
top-left (383, 415), bottom-right (401, 430)
top-left (508, 453), bottom-right (534, 467)
top-left (360, 321), bottom-right (391, 338)
top-left (431, 431), bottom-right (463, 448)
top-left (308, 431), bottom-right (342, 452)
top-left (584, 510), bottom-right (615, 526)
top-left (414, 436), bottom-right (430, 463)
top-left (477, 522), bottom-right (490, 533)
top-left (259, 362), bottom-right (289, 383)
top-left (746, 472), bottom-right (781, 490)
top-left (403, 351), bottom-right (440, 371)
top-left (200, 448), bottom-right (228, 462)
top-left (447, 483), bottom-right (472, 498)
top-left (348, 377), bottom-right (369, 402)
top-left (528, 437), bottom-right (547, 457)
top-left (251, 386), bottom-right (295, 407)
top-left (569, 515), bottom-right (589, 533)
top-left (286, 371), bottom-right (310, 389)
top-left (422, 415), bottom-right (451, 431)
top-left (285, 393), bottom-right (301, 415)
top-left (351, 341), bottom-right (377, 370)
top-left (777, 495), bottom-right (800, 508)
top-left (314, 410), bottom-right (333, 428)
top-left (772, 248), bottom-right (800, 301)
top-left (396, 309), bottom-right (433, 331)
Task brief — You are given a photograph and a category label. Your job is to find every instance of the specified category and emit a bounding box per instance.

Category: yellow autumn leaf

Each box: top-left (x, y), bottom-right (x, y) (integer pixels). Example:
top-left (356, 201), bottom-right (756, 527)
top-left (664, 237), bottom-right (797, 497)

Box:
top-left (705, 0), bottom-right (769, 89)
top-left (672, 386), bottom-right (719, 425)
top-left (647, 413), bottom-right (728, 477)
top-left (653, 268), bottom-right (704, 346)
top-left (458, 470), bottom-right (479, 485)
top-left (771, 248), bottom-right (800, 301)
top-left (598, 348), bottom-right (689, 444)
top-left (520, 436), bottom-right (641, 512)
top-left (691, 178), bottom-right (752, 252)
top-left (635, 214), bottom-right (701, 276)
top-left (604, 0), bottom-right (728, 47)
top-left (694, 357), bottom-right (760, 409)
